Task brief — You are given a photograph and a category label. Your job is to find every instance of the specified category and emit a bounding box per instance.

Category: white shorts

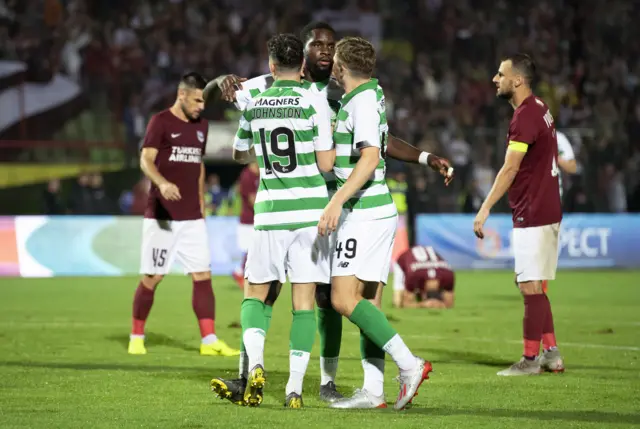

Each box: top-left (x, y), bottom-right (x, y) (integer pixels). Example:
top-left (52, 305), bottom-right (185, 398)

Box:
top-left (513, 222), bottom-right (560, 282)
top-left (140, 218), bottom-right (211, 275)
top-left (245, 226), bottom-right (330, 284)
top-left (331, 216), bottom-right (397, 284)
top-left (237, 223), bottom-right (254, 252)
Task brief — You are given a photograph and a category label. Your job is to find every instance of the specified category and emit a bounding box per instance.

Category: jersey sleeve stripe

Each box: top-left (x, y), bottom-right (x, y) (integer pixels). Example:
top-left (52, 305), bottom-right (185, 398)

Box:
top-left (236, 128), bottom-right (252, 139)
top-left (344, 193), bottom-right (394, 210)
top-left (335, 156), bottom-right (384, 169)
top-left (258, 174), bottom-right (327, 191)
top-left (254, 196), bottom-right (328, 213)
top-left (508, 141), bottom-right (529, 152)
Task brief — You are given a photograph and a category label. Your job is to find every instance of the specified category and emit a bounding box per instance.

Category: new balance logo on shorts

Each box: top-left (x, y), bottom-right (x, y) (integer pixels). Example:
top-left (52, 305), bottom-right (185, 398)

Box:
top-left (338, 261), bottom-right (349, 268)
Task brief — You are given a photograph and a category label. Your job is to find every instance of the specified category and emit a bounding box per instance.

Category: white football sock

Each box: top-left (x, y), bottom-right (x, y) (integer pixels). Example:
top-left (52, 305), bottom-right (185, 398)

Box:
top-left (243, 328), bottom-right (266, 370)
top-left (286, 350), bottom-right (310, 395)
top-left (130, 334), bottom-right (144, 340)
top-left (362, 358), bottom-right (385, 397)
top-left (383, 334), bottom-right (418, 374)
top-left (320, 357), bottom-right (339, 385)
top-left (201, 334), bottom-right (218, 345)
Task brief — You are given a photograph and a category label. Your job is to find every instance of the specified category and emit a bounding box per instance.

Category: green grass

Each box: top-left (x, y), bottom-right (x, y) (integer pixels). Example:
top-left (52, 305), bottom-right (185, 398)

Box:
top-left (0, 271), bottom-right (639, 428)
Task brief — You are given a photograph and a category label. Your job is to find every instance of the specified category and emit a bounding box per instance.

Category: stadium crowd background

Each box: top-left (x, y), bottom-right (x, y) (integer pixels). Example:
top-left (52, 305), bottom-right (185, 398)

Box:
top-left (1, 0), bottom-right (639, 217)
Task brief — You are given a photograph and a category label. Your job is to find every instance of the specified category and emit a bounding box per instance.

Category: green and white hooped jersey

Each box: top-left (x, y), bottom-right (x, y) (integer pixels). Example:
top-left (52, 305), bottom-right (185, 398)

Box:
top-left (333, 78), bottom-right (397, 222)
top-left (235, 74), bottom-right (343, 191)
top-left (233, 80), bottom-right (333, 230)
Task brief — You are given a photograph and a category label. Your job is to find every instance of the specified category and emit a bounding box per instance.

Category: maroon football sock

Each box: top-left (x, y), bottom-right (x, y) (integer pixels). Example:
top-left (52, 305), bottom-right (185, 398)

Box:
top-left (523, 294), bottom-right (546, 358)
top-left (132, 282), bottom-right (155, 335)
top-left (193, 279), bottom-right (216, 337)
top-left (542, 294), bottom-right (558, 350)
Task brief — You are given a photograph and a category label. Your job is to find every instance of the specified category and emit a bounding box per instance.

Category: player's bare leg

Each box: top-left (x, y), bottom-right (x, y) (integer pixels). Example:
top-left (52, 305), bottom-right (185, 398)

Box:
top-left (284, 282), bottom-right (317, 408)
top-left (498, 280), bottom-right (546, 376)
top-left (330, 276), bottom-right (432, 410)
top-left (332, 282), bottom-right (386, 409)
top-left (193, 270), bottom-right (239, 357)
top-left (316, 283), bottom-right (344, 402)
top-left (129, 274), bottom-right (163, 355)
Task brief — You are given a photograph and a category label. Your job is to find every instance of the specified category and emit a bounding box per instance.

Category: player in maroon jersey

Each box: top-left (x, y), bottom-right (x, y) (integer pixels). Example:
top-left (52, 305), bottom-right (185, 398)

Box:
top-left (231, 162), bottom-right (260, 288)
top-left (392, 246), bottom-right (455, 309)
top-left (474, 54), bottom-right (564, 375)
top-left (128, 72), bottom-right (239, 357)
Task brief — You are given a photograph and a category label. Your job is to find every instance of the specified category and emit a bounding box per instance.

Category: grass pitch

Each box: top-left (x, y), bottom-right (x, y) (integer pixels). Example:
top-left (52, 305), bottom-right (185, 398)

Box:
top-left (0, 271), bottom-right (639, 428)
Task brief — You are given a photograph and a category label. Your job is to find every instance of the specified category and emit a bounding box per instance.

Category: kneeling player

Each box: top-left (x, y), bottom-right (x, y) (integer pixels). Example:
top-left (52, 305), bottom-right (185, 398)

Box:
top-left (226, 33), bottom-right (335, 408)
top-left (393, 246), bottom-right (455, 309)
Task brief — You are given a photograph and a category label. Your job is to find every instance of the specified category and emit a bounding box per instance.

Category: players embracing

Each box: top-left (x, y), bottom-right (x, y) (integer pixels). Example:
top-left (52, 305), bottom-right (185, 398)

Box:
top-left (207, 22), bottom-right (453, 409)
top-left (474, 54), bottom-right (565, 376)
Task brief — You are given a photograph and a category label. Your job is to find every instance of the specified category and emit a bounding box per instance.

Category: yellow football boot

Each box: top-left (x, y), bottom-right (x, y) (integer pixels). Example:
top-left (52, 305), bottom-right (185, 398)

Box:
top-left (127, 337), bottom-right (147, 355)
top-left (200, 339), bottom-right (241, 356)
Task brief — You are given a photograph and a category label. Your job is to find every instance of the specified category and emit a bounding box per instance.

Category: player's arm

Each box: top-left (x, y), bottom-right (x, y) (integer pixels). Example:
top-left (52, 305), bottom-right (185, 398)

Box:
top-left (203, 74), bottom-right (246, 104)
top-left (481, 145), bottom-right (526, 211)
top-left (557, 132), bottom-right (577, 174)
top-left (392, 262), bottom-right (406, 308)
top-left (312, 96), bottom-right (335, 173)
top-left (387, 134), bottom-right (454, 185)
top-left (139, 117), bottom-right (180, 201)
top-left (199, 163), bottom-right (205, 218)
top-left (232, 108), bottom-right (256, 164)
top-left (558, 157), bottom-right (577, 174)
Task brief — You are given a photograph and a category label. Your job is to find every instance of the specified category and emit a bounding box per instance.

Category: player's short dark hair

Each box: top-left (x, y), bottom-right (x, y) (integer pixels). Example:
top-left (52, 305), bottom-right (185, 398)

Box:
top-left (504, 53), bottom-right (536, 85)
top-left (179, 72), bottom-right (207, 90)
top-left (335, 37), bottom-right (375, 78)
top-left (267, 33), bottom-right (304, 71)
top-left (300, 21), bottom-right (336, 43)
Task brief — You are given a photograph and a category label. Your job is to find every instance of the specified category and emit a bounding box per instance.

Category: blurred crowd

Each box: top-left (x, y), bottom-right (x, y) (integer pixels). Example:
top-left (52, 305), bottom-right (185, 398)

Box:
top-left (2, 0), bottom-right (639, 214)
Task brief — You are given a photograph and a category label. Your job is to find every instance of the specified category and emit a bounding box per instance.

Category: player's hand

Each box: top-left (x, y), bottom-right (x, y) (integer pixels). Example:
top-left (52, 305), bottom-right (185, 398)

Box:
top-left (318, 200), bottom-right (341, 237)
top-left (159, 182), bottom-right (181, 201)
top-left (473, 207), bottom-right (490, 239)
top-left (219, 74), bottom-right (247, 102)
top-left (427, 155), bottom-right (455, 186)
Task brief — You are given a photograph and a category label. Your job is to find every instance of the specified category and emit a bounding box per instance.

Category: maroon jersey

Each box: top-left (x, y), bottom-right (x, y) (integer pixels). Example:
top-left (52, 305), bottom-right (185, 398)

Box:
top-left (143, 109), bottom-right (208, 221)
top-left (239, 166), bottom-right (259, 225)
top-left (397, 246), bottom-right (455, 293)
top-left (507, 94), bottom-right (562, 228)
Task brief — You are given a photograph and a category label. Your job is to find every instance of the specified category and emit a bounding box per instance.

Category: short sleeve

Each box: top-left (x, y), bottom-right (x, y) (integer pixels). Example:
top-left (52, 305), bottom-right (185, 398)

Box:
top-left (508, 108), bottom-right (538, 151)
top-left (352, 94), bottom-right (382, 151)
top-left (233, 75), bottom-right (269, 110)
top-left (311, 94), bottom-right (333, 152)
top-left (556, 131), bottom-right (575, 161)
top-left (232, 109), bottom-right (253, 152)
top-left (234, 89), bottom-right (253, 111)
top-left (142, 115), bottom-right (164, 149)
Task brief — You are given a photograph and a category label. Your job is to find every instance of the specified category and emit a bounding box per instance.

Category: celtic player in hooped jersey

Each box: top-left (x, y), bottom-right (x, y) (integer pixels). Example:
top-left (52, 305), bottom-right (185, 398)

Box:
top-left (206, 22), bottom-right (453, 408)
top-left (318, 37), bottom-right (432, 411)
top-left (231, 33), bottom-right (335, 409)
